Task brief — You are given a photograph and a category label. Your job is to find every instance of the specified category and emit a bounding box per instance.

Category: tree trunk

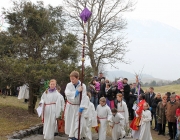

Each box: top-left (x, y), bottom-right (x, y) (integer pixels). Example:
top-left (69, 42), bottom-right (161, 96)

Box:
top-left (28, 84), bottom-right (37, 114)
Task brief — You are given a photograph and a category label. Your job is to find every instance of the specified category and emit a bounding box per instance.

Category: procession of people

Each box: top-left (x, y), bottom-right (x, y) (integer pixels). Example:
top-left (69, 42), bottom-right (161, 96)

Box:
top-left (38, 71), bottom-right (180, 140)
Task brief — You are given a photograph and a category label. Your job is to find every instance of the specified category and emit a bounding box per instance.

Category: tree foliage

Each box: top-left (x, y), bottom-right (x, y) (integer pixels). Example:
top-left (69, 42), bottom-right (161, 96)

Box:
top-left (0, 0), bottom-right (81, 113)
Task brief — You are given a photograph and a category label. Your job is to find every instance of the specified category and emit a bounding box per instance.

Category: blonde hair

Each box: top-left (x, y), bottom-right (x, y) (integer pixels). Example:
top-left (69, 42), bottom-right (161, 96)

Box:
top-left (155, 93), bottom-right (161, 99)
top-left (56, 85), bottom-right (61, 92)
top-left (50, 79), bottom-right (57, 84)
top-left (144, 102), bottom-right (149, 108)
top-left (87, 92), bottom-right (91, 99)
top-left (99, 97), bottom-right (106, 102)
top-left (116, 93), bottom-right (123, 106)
top-left (70, 71), bottom-right (79, 78)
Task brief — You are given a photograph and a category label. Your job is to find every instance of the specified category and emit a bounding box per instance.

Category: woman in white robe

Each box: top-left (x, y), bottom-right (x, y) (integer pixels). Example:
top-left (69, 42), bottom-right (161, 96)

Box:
top-left (96, 97), bottom-right (112, 140)
top-left (39, 79), bottom-right (62, 140)
top-left (64, 71), bottom-right (88, 139)
top-left (139, 103), bottom-right (152, 140)
top-left (110, 110), bottom-right (126, 140)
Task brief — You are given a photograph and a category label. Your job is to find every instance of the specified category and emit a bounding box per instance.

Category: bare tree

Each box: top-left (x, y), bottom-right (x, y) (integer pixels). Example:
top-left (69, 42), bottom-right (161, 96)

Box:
top-left (63, 0), bottom-right (135, 75)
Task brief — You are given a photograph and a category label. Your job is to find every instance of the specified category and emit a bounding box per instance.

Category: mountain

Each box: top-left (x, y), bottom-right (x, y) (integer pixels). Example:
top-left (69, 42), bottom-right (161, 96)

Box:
top-left (107, 19), bottom-right (180, 81)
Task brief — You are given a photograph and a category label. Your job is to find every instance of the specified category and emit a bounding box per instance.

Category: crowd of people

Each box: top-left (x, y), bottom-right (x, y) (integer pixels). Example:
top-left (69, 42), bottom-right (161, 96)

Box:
top-left (38, 71), bottom-right (180, 140)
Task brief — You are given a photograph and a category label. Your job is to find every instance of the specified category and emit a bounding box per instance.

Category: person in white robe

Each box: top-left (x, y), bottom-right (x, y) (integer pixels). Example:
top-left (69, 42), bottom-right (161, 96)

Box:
top-left (139, 102), bottom-right (152, 140)
top-left (96, 97), bottom-right (112, 140)
top-left (39, 79), bottom-right (62, 140)
top-left (82, 93), bottom-right (97, 140)
top-left (64, 71), bottom-right (88, 140)
top-left (18, 84), bottom-right (29, 100)
top-left (116, 93), bottom-right (129, 131)
top-left (110, 108), bottom-right (126, 140)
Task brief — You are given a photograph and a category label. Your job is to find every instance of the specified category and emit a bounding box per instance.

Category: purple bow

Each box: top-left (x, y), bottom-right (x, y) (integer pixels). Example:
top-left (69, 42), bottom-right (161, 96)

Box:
top-left (48, 88), bottom-right (56, 93)
top-left (80, 8), bottom-right (92, 23)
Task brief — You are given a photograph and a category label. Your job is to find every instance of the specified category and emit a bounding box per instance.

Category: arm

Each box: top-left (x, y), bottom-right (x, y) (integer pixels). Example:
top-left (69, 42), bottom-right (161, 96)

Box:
top-left (79, 84), bottom-right (88, 109)
top-left (124, 102), bottom-right (129, 124)
top-left (143, 111), bottom-right (152, 122)
top-left (156, 102), bottom-right (160, 117)
top-left (55, 93), bottom-right (62, 119)
top-left (107, 107), bottom-right (112, 121)
top-left (65, 83), bottom-right (76, 100)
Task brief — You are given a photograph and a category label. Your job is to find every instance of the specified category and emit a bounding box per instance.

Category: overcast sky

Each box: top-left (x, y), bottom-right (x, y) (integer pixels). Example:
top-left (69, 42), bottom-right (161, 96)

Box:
top-left (1, 0), bottom-right (180, 80)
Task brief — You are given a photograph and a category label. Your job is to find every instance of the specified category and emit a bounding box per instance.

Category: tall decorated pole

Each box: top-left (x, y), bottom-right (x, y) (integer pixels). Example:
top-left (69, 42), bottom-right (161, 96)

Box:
top-left (78, 7), bottom-right (92, 140)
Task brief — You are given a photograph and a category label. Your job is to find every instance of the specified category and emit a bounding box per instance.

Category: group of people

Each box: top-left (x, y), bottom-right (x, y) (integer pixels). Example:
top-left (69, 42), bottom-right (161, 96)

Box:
top-left (38, 70), bottom-right (180, 140)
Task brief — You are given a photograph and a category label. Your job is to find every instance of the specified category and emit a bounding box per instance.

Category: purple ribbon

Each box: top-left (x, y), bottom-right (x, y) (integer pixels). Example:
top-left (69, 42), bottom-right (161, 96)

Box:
top-left (48, 88), bottom-right (56, 93)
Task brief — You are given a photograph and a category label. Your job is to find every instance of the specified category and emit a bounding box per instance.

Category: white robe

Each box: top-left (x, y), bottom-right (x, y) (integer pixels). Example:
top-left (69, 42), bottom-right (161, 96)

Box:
top-left (139, 110), bottom-right (152, 140)
top-left (82, 98), bottom-right (97, 140)
top-left (18, 84), bottom-right (29, 100)
top-left (117, 101), bottom-right (129, 126)
top-left (110, 113), bottom-right (126, 140)
top-left (96, 104), bottom-right (112, 140)
top-left (40, 90), bottom-right (62, 140)
top-left (64, 81), bottom-right (88, 138)
top-left (55, 93), bottom-right (65, 132)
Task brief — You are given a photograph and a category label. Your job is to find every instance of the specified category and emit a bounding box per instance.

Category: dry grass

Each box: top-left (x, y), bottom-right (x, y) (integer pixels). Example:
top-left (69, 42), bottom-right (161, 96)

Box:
top-left (0, 96), bottom-right (41, 139)
top-left (143, 84), bottom-right (180, 95)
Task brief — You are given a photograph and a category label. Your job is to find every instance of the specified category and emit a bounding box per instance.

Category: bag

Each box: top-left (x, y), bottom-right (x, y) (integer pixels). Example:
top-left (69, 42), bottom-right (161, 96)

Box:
top-left (57, 112), bottom-right (65, 133)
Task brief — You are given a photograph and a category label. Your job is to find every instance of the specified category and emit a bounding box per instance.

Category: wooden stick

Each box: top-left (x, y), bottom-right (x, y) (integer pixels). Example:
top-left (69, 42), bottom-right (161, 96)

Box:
top-left (78, 22), bottom-right (86, 140)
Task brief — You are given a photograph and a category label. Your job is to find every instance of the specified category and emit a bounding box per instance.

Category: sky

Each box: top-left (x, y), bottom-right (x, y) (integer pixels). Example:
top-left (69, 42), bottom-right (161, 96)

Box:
top-left (0, 0), bottom-right (180, 80)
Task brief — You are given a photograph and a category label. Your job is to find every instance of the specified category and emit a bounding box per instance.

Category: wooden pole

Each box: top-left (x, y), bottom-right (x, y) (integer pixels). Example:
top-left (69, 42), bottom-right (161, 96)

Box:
top-left (78, 22), bottom-right (86, 140)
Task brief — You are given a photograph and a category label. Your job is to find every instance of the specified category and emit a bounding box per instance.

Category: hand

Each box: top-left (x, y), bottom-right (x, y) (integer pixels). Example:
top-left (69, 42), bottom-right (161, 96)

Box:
top-left (78, 86), bottom-right (83, 92)
top-left (120, 89), bottom-right (124, 92)
top-left (79, 112), bottom-right (82, 116)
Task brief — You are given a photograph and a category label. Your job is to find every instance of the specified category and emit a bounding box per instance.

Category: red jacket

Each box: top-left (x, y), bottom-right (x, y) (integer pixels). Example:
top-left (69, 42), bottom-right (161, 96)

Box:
top-left (176, 108), bottom-right (180, 116)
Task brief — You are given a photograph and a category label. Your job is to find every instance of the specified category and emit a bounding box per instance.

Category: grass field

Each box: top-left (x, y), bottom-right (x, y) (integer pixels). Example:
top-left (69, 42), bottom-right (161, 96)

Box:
top-left (0, 96), bottom-right (41, 139)
top-left (142, 84), bottom-right (180, 94)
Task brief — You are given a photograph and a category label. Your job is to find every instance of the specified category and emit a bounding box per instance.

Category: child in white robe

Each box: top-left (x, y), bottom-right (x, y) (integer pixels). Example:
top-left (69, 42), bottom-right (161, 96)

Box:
top-left (139, 102), bottom-right (152, 140)
top-left (82, 92), bottom-right (97, 140)
top-left (116, 93), bottom-right (129, 131)
top-left (64, 71), bottom-right (88, 140)
top-left (96, 97), bottom-right (112, 140)
top-left (39, 79), bottom-right (63, 140)
top-left (110, 108), bottom-right (126, 140)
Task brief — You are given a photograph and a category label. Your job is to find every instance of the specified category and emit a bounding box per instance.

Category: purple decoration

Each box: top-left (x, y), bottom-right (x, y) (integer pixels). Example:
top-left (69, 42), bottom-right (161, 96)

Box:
top-left (80, 8), bottom-right (92, 23)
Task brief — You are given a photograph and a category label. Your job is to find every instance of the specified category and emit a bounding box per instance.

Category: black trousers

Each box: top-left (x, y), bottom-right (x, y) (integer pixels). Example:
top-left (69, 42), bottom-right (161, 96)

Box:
top-left (129, 103), bottom-right (134, 119)
top-left (168, 122), bottom-right (177, 139)
top-left (158, 123), bottom-right (166, 134)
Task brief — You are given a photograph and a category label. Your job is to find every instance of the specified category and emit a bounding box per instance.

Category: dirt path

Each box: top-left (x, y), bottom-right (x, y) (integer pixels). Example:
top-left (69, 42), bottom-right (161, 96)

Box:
top-left (151, 128), bottom-right (170, 140)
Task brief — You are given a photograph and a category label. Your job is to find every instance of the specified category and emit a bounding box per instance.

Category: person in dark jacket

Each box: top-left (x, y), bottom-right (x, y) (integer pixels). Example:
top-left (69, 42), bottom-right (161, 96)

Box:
top-left (105, 83), bottom-right (116, 109)
top-left (129, 83), bottom-right (138, 120)
top-left (99, 79), bottom-right (106, 99)
top-left (156, 95), bottom-right (167, 136)
top-left (121, 78), bottom-right (130, 109)
top-left (152, 93), bottom-right (162, 131)
top-left (145, 87), bottom-right (156, 125)
top-left (89, 79), bottom-right (98, 109)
